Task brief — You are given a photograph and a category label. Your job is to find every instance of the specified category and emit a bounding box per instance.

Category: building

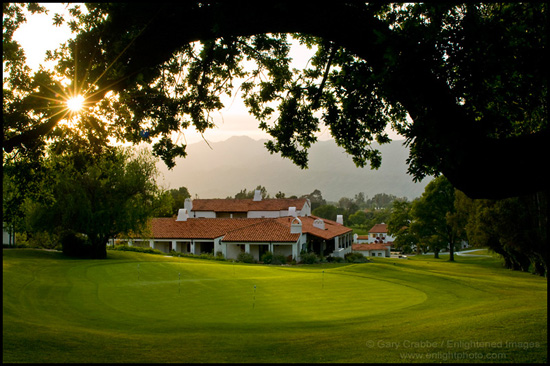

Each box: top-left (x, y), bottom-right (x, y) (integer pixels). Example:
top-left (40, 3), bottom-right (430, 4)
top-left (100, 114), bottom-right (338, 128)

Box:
top-left (184, 194), bottom-right (311, 219)
top-left (352, 223), bottom-right (393, 258)
top-left (351, 243), bottom-right (391, 258)
top-left (355, 223), bottom-right (395, 244)
top-left (117, 191), bottom-right (353, 262)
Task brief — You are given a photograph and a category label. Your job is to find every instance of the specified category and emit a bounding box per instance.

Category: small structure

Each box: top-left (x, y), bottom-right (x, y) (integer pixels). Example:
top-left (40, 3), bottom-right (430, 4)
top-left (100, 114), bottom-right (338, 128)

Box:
top-left (352, 243), bottom-right (391, 258)
top-left (358, 223), bottom-right (395, 244)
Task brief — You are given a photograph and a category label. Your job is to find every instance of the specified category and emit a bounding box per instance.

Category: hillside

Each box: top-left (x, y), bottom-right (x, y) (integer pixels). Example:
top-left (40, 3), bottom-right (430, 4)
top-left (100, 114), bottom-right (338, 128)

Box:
top-left (157, 136), bottom-right (432, 201)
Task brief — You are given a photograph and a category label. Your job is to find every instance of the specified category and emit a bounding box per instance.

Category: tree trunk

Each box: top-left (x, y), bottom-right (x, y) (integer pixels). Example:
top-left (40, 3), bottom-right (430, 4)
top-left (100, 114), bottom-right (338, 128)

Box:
top-left (90, 238), bottom-right (108, 259)
top-left (449, 241), bottom-right (455, 262)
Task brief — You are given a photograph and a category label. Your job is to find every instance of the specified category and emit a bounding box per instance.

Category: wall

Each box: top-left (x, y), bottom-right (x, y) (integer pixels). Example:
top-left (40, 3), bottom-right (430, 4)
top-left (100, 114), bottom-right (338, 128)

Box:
top-left (273, 244), bottom-right (293, 258)
top-left (191, 211), bottom-right (216, 218)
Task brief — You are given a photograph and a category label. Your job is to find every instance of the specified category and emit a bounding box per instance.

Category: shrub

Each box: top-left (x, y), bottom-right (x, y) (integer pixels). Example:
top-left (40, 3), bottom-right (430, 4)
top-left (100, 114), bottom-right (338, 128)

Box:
top-left (300, 251), bottom-right (319, 264)
top-left (237, 252), bottom-right (255, 263)
top-left (327, 256), bottom-right (345, 263)
top-left (15, 231), bottom-right (60, 250)
top-left (345, 252), bottom-right (369, 263)
top-left (109, 244), bottom-right (163, 255)
top-left (271, 254), bottom-right (287, 265)
top-left (261, 251), bottom-right (274, 264)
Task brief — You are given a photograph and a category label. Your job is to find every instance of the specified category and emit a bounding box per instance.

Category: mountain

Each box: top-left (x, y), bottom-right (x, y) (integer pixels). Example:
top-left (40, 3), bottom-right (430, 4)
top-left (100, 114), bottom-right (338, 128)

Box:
top-left (157, 136), bottom-right (432, 202)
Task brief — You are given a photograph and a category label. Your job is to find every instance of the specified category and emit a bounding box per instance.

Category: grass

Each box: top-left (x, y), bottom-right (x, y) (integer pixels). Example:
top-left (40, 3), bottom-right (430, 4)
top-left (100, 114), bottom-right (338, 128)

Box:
top-left (3, 249), bottom-right (547, 363)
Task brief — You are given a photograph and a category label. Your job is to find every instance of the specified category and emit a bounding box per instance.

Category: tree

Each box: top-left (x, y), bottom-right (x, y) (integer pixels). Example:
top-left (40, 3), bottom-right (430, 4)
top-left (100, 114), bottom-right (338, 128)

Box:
top-left (455, 190), bottom-right (547, 276)
top-left (168, 186), bottom-right (191, 216)
top-left (23, 147), bottom-right (167, 259)
top-left (232, 185), bottom-right (269, 199)
top-left (3, 3), bottom-right (548, 199)
top-left (410, 176), bottom-right (465, 260)
top-left (301, 189), bottom-right (326, 211)
top-left (387, 200), bottom-right (418, 254)
top-left (312, 204), bottom-right (339, 222)
top-left (348, 210), bottom-right (368, 227)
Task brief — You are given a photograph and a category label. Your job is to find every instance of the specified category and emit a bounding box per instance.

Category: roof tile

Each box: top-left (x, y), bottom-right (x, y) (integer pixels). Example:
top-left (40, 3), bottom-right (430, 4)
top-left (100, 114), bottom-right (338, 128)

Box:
top-left (191, 198), bottom-right (308, 212)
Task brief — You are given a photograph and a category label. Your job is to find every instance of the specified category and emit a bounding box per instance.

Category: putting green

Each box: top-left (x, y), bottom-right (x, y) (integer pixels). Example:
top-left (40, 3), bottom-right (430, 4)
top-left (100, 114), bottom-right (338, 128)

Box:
top-left (3, 249), bottom-right (546, 363)
top-left (16, 256), bottom-right (425, 333)
top-left (87, 261), bottom-right (427, 326)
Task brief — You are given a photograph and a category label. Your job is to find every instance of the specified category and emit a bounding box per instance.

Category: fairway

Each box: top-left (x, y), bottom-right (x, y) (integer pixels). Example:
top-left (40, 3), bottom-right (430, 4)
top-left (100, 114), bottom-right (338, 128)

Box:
top-left (3, 249), bottom-right (547, 363)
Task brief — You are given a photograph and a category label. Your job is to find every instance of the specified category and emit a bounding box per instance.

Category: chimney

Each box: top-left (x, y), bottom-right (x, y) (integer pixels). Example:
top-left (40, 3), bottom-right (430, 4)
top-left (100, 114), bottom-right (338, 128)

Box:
top-left (336, 215), bottom-right (344, 225)
top-left (184, 198), bottom-right (193, 212)
top-left (176, 208), bottom-right (189, 221)
top-left (288, 206), bottom-right (297, 217)
top-left (253, 189), bottom-right (262, 201)
top-left (290, 217), bottom-right (302, 234)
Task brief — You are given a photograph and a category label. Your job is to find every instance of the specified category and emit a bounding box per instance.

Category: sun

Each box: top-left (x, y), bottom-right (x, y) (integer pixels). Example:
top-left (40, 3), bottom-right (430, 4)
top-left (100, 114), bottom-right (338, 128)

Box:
top-left (66, 95), bottom-right (85, 112)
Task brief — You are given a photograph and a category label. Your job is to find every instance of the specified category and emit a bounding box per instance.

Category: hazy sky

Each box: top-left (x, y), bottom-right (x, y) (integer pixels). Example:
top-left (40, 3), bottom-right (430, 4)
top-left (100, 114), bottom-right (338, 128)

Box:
top-left (13, 3), bottom-right (401, 146)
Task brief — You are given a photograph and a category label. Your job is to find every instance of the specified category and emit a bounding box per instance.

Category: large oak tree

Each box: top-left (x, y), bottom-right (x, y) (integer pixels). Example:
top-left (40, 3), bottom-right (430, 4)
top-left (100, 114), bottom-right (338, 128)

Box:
top-left (3, 2), bottom-right (548, 199)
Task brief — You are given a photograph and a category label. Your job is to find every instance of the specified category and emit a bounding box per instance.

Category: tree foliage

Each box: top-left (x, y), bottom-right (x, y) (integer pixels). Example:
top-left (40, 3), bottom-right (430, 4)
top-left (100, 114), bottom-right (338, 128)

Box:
top-left (17, 147), bottom-right (167, 258)
top-left (387, 200), bottom-right (419, 254)
top-left (3, 2), bottom-right (547, 199)
top-left (455, 191), bottom-right (547, 276)
top-left (167, 186), bottom-right (192, 216)
top-left (409, 176), bottom-right (466, 260)
top-left (231, 185), bottom-right (269, 199)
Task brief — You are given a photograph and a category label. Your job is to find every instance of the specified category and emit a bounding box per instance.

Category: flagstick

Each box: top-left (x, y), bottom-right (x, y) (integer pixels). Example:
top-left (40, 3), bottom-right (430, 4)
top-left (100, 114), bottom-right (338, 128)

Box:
top-left (253, 285), bottom-right (256, 309)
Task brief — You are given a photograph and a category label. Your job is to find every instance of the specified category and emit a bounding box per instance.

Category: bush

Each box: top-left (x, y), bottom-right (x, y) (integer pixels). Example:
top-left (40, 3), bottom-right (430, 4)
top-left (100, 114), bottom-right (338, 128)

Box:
top-left (327, 256), bottom-right (345, 263)
top-left (261, 251), bottom-right (274, 264)
top-left (345, 252), bottom-right (369, 263)
top-left (300, 251), bottom-right (319, 264)
top-left (15, 231), bottom-right (61, 250)
top-left (271, 254), bottom-right (287, 265)
top-left (109, 244), bottom-right (163, 255)
top-left (237, 252), bottom-right (255, 263)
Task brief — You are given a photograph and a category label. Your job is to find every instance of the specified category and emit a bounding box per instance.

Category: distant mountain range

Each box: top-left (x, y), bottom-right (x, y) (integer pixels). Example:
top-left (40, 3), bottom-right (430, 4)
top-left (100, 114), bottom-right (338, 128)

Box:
top-left (157, 136), bottom-right (432, 202)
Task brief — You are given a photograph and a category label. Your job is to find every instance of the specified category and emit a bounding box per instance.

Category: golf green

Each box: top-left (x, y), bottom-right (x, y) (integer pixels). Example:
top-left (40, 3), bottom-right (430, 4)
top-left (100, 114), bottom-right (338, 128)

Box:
top-left (3, 249), bottom-right (547, 363)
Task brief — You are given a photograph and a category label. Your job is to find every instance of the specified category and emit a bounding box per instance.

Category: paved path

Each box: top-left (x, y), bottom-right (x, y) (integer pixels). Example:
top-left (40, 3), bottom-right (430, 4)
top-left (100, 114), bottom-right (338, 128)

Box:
top-left (418, 249), bottom-right (493, 257)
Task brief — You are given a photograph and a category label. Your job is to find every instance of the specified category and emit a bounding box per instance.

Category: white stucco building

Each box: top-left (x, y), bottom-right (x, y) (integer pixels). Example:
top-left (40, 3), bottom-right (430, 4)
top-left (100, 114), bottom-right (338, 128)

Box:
top-left (118, 191), bottom-right (352, 262)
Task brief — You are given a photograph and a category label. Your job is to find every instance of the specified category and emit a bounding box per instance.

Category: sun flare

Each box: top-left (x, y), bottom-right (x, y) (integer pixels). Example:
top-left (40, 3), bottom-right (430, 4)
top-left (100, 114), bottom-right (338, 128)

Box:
top-left (67, 95), bottom-right (85, 112)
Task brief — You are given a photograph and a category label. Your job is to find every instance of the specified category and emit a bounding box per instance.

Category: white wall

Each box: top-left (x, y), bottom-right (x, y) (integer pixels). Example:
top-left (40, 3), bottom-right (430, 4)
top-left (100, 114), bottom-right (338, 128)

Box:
top-left (355, 249), bottom-right (388, 258)
top-left (192, 211), bottom-right (216, 218)
top-left (247, 211), bottom-right (282, 218)
top-left (273, 244), bottom-right (293, 258)
top-left (367, 233), bottom-right (395, 244)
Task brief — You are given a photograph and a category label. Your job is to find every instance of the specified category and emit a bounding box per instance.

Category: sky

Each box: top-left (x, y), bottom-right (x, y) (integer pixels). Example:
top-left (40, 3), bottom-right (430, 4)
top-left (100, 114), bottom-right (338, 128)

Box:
top-left (13, 3), bottom-right (402, 146)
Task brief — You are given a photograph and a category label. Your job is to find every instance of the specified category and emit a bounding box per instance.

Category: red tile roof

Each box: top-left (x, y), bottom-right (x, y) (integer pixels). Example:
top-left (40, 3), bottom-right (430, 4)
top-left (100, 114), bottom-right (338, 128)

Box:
top-left (150, 218), bottom-right (268, 239)
top-left (223, 220), bottom-right (300, 242)
top-left (352, 243), bottom-right (392, 251)
top-left (368, 223), bottom-right (388, 234)
top-left (145, 214), bottom-right (351, 243)
top-left (191, 198), bottom-right (308, 212)
top-left (275, 215), bottom-right (352, 240)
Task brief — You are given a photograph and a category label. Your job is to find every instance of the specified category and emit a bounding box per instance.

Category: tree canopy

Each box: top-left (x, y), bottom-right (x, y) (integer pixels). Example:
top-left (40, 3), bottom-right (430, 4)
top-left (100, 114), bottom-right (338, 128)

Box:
top-left (3, 2), bottom-right (548, 199)
top-left (6, 146), bottom-right (168, 258)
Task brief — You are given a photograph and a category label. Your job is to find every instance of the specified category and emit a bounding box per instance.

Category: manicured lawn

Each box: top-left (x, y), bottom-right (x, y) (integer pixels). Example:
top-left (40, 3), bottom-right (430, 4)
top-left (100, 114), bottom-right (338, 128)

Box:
top-left (3, 249), bottom-right (547, 363)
